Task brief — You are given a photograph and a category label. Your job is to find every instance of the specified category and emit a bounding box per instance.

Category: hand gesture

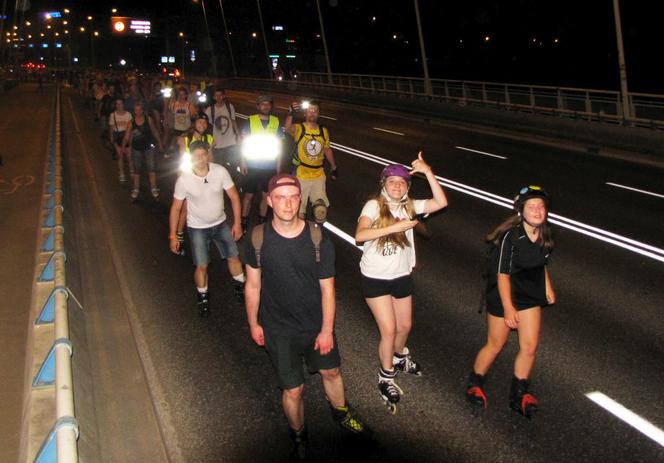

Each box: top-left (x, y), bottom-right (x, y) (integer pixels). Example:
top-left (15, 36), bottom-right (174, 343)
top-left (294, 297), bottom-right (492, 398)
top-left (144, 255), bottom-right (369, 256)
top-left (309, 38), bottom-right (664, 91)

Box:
top-left (410, 151), bottom-right (432, 176)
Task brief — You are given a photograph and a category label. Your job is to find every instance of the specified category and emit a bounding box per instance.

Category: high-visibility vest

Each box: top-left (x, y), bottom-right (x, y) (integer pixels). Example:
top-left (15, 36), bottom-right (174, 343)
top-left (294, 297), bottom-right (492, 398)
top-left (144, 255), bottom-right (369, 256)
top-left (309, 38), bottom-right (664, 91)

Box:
top-left (249, 114), bottom-right (279, 135)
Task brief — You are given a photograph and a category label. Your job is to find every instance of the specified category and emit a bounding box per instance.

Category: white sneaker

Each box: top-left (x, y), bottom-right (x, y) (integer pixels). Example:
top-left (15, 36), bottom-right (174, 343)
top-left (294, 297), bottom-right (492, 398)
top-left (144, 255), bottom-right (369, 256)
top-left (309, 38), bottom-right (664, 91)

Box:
top-left (131, 189), bottom-right (139, 200)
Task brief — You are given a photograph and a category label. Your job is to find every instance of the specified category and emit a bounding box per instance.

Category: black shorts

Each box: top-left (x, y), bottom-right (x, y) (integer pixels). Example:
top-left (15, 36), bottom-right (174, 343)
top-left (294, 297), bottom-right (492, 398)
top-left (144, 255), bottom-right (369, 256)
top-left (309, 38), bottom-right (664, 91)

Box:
top-left (264, 330), bottom-right (341, 390)
top-left (361, 274), bottom-right (414, 299)
top-left (243, 168), bottom-right (276, 194)
top-left (113, 131), bottom-right (126, 147)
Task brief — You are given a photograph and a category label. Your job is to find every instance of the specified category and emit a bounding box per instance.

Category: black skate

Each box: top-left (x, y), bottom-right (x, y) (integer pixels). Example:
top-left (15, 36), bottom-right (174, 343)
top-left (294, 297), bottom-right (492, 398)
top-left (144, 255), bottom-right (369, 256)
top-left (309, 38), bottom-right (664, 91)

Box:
top-left (393, 347), bottom-right (422, 376)
top-left (466, 372), bottom-right (488, 415)
top-left (233, 280), bottom-right (245, 303)
top-left (509, 376), bottom-right (538, 419)
top-left (197, 291), bottom-right (210, 318)
top-left (378, 371), bottom-right (403, 415)
top-left (330, 403), bottom-right (366, 434)
top-left (288, 426), bottom-right (308, 462)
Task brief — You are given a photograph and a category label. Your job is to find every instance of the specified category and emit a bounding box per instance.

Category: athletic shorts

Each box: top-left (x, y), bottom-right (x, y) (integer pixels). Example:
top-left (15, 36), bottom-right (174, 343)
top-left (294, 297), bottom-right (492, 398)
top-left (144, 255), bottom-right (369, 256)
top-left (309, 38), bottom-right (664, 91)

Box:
top-left (361, 274), bottom-right (414, 299)
top-left (188, 221), bottom-right (239, 267)
top-left (113, 131), bottom-right (126, 147)
top-left (243, 167), bottom-right (275, 194)
top-left (264, 330), bottom-right (341, 390)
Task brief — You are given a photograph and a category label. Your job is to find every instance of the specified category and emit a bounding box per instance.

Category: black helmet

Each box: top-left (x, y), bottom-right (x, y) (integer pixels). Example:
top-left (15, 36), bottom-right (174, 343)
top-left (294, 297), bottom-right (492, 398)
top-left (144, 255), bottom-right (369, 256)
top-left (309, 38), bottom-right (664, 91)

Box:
top-left (514, 185), bottom-right (549, 213)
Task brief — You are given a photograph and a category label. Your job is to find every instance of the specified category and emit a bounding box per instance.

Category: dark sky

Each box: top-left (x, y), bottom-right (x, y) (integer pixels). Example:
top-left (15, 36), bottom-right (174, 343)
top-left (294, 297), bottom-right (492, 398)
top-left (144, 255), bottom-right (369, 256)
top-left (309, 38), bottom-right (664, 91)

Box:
top-left (9, 1), bottom-right (662, 93)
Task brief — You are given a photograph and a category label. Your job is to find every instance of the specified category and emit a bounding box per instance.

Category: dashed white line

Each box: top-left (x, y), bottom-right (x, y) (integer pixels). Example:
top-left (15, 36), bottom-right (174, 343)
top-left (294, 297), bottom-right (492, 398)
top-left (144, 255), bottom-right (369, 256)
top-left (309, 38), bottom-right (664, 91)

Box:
top-left (606, 182), bottom-right (664, 200)
top-left (456, 146), bottom-right (508, 160)
top-left (373, 127), bottom-right (405, 136)
top-left (586, 392), bottom-right (664, 447)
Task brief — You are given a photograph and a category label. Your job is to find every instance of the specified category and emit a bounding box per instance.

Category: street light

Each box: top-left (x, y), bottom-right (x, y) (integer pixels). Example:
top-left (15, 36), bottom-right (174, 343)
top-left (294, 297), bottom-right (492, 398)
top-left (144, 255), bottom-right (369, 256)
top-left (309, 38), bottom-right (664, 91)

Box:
top-left (87, 16), bottom-right (93, 21)
top-left (217, 0), bottom-right (238, 77)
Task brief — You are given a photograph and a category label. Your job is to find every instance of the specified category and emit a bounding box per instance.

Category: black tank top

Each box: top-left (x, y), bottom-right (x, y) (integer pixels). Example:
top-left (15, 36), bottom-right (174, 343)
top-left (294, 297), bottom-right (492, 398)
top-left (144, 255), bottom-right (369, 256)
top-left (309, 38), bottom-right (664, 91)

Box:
top-left (131, 117), bottom-right (154, 150)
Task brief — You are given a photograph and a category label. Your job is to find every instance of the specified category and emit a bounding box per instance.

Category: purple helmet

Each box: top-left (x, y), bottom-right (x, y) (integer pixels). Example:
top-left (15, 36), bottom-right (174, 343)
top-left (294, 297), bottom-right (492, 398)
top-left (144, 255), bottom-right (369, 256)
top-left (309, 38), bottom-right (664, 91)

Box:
top-left (381, 164), bottom-right (411, 183)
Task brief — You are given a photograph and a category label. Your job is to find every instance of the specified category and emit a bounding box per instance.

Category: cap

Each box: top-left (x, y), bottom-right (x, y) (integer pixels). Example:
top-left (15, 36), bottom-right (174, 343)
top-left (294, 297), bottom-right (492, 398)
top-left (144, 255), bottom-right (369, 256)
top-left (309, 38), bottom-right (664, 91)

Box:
top-left (267, 174), bottom-right (301, 195)
top-left (257, 95), bottom-right (273, 104)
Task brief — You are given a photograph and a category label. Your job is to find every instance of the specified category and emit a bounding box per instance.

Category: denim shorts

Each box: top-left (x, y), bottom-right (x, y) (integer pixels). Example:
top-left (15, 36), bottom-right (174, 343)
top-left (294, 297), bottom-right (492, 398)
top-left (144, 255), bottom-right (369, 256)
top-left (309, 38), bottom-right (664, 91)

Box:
top-left (188, 221), bottom-right (239, 267)
top-left (132, 147), bottom-right (156, 173)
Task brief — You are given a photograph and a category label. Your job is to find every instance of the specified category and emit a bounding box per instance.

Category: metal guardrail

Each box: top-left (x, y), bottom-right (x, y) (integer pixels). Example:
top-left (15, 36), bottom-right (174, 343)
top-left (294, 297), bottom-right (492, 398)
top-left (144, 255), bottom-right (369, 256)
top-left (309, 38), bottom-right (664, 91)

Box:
top-left (290, 72), bottom-right (664, 128)
top-left (27, 85), bottom-right (79, 462)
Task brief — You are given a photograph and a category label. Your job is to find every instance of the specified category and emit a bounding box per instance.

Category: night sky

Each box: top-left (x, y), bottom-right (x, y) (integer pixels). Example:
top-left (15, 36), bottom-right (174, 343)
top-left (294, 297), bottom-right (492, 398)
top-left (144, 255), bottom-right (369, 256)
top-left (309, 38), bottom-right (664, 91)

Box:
top-left (6, 1), bottom-right (662, 93)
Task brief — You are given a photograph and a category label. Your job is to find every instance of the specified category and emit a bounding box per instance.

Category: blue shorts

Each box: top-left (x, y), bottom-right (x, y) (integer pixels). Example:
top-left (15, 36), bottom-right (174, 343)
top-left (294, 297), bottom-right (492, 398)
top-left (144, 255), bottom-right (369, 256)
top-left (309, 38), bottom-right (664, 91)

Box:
top-left (188, 221), bottom-right (239, 267)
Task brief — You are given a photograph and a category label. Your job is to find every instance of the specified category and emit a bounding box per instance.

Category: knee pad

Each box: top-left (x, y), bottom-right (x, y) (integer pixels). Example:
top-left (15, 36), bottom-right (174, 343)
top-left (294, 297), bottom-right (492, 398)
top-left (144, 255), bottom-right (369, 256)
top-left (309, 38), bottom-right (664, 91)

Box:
top-left (312, 199), bottom-right (327, 223)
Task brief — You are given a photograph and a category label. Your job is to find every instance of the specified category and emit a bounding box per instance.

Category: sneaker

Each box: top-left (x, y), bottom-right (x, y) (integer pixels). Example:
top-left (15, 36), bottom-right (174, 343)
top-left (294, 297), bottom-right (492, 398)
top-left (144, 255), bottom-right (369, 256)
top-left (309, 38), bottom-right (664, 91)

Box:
top-left (197, 291), bottom-right (210, 318)
top-left (330, 403), bottom-right (365, 434)
top-left (130, 189), bottom-right (139, 201)
top-left (393, 347), bottom-right (422, 375)
top-left (119, 173), bottom-right (126, 183)
top-left (151, 187), bottom-right (160, 199)
top-left (233, 281), bottom-right (245, 303)
top-left (288, 426), bottom-right (308, 462)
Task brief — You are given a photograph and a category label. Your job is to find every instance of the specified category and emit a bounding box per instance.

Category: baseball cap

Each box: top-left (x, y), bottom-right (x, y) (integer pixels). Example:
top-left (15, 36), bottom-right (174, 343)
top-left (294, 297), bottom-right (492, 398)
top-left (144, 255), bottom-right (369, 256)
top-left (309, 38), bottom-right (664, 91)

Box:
top-left (267, 174), bottom-right (301, 195)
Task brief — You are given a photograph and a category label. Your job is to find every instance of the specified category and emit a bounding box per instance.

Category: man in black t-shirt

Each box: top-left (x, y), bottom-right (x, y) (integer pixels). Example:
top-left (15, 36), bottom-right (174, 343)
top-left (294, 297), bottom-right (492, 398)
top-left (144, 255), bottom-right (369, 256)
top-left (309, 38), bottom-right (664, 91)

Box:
top-left (245, 174), bottom-right (365, 461)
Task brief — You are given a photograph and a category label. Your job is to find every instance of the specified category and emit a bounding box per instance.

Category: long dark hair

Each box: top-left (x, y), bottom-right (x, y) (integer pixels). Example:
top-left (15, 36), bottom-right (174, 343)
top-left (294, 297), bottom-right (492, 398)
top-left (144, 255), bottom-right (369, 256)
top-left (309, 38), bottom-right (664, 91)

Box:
top-left (486, 214), bottom-right (554, 251)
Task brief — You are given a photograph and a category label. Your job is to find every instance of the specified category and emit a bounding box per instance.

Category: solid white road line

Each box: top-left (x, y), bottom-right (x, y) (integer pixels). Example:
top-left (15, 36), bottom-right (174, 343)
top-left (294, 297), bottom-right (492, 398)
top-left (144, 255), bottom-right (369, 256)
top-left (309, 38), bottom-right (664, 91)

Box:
top-left (330, 141), bottom-right (664, 263)
top-left (373, 127), bottom-right (405, 136)
top-left (322, 222), bottom-right (361, 249)
top-left (606, 182), bottom-right (664, 200)
top-left (586, 392), bottom-right (664, 447)
top-left (319, 115), bottom-right (337, 121)
top-left (455, 146), bottom-right (508, 160)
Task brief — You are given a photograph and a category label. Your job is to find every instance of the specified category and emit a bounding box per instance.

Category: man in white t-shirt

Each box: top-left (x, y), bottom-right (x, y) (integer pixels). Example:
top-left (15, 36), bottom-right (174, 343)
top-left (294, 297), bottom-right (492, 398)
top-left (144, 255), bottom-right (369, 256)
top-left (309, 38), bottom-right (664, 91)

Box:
top-left (205, 87), bottom-right (240, 179)
top-left (168, 140), bottom-right (245, 317)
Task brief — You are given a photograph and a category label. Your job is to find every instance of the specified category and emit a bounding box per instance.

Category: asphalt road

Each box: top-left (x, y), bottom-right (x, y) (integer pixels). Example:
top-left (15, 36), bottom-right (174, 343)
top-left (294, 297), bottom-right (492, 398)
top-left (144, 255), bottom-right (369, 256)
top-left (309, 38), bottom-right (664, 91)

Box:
top-left (61, 87), bottom-right (664, 462)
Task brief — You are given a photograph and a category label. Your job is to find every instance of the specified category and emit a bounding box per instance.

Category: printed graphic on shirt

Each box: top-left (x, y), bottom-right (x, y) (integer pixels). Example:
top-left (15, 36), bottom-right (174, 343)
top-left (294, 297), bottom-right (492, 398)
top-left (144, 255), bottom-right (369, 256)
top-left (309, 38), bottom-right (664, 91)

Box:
top-left (214, 114), bottom-right (230, 135)
top-left (305, 138), bottom-right (323, 161)
top-left (382, 241), bottom-right (398, 257)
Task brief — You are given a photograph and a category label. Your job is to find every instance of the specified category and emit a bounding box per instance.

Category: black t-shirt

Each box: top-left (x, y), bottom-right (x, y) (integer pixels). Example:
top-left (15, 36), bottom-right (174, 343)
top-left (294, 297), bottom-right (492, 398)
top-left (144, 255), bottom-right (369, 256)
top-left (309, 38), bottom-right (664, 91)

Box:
top-left (486, 224), bottom-right (550, 312)
top-left (245, 221), bottom-right (336, 336)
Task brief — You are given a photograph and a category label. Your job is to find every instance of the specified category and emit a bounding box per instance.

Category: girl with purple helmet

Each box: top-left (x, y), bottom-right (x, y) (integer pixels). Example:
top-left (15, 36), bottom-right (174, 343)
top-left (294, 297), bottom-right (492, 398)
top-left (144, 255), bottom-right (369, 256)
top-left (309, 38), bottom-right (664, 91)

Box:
top-left (354, 152), bottom-right (448, 413)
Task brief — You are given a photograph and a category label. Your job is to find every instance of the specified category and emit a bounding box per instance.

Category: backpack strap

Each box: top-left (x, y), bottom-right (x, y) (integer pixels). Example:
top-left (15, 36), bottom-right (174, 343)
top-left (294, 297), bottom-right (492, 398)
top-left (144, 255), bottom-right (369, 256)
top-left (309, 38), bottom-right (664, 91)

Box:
top-left (308, 221), bottom-right (323, 263)
top-left (251, 223), bottom-right (266, 268)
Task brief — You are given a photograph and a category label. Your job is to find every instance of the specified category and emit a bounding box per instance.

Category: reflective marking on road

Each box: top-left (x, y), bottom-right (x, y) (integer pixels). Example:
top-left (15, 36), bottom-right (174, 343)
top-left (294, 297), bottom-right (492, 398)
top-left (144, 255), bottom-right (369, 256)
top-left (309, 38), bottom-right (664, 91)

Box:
top-left (456, 146), bottom-right (507, 160)
top-left (331, 141), bottom-right (664, 263)
top-left (319, 115), bottom-right (337, 121)
top-left (373, 127), bottom-right (405, 136)
top-left (236, 114), bottom-right (248, 120)
top-left (606, 182), bottom-right (664, 200)
top-left (586, 392), bottom-right (664, 447)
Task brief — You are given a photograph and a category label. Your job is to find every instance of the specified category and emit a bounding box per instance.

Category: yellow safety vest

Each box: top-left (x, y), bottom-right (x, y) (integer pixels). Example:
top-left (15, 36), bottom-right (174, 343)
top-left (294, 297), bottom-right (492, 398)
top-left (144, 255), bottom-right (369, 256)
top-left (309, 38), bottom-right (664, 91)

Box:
top-left (249, 114), bottom-right (279, 135)
top-left (185, 133), bottom-right (213, 153)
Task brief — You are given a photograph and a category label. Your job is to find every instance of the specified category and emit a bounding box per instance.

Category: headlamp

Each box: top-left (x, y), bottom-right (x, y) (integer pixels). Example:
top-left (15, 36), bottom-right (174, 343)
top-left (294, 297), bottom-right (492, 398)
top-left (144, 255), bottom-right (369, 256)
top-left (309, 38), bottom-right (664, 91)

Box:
top-left (161, 87), bottom-right (172, 98)
top-left (301, 100), bottom-right (310, 110)
top-left (198, 94), bottom-right (207, 103)
top-left (241, 134), bottom-right (281, 161)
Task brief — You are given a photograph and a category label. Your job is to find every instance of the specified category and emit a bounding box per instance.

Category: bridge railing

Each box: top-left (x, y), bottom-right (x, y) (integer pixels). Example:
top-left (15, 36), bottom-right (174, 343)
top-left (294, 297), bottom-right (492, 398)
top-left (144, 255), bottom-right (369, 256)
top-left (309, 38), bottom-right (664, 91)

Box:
top-left (23, 85), bottom-right (79, 463)
top-left (289, 72), bottom-right (664, 128)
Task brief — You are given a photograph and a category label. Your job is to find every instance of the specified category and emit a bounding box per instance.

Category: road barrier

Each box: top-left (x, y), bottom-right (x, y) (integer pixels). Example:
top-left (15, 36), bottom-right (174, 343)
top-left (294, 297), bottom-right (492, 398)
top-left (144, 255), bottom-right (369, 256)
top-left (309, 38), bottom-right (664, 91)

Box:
top-left (23, 85), bottom-right (79, 462)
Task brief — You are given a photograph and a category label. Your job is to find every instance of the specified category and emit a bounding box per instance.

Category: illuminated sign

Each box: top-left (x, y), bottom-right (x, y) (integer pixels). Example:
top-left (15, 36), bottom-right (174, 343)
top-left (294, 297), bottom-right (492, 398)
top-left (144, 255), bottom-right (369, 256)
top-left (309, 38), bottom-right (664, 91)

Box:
top-left (272, 25), bottom-right (283, 31)
top-left (168, 56), bottom-right (175, 63)
top-left (130, 20), bottom-right (151, 35)
top-left (56, 43), bottom-right (62, 48)
top-left (111, 17), bottom-right (150, 35)
top-left (112, 17), bottom-right (128, 34)
top-left (190, 50), bottom-right (196, 62)
top-left (45, 11), bottom-right (62, 19)
top-left (41, 43), bottom-right (48, 48)
top-left (161, 56), bottom-right (168, 63)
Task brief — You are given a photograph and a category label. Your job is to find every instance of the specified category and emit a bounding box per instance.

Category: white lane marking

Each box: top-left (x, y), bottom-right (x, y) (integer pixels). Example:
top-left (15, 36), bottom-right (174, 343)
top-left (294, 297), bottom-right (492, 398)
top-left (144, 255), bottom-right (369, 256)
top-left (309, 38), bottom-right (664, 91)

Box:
top-left (320, 115), bottom-right (337, 121)
top-left (606, 182), bottom-right (664, 200)
top-left (323, 222), bottom-right (362, 249)
top-left (373, 127), bottom-right (405, 136)
top-left (330, 141), bottom-right (664, 263)
top-left (586, 392), bottom-right (664, 447)
top-left (236, 114), bottom-right (248, 120)
top-left (456, 146), bottom-right (508, 160)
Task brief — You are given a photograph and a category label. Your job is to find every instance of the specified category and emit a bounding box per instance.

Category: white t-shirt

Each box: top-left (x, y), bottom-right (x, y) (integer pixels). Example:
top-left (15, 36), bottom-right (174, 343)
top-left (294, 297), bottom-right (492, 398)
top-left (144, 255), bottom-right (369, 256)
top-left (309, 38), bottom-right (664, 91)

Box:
top-left (358, 198), bottom-right (426, 279)
top-left (109, 111), bottom-right (133, 133)
top-left (205, 103), bottom-right (237, 149)
top-left (173, 163), bottom-right (235, 228)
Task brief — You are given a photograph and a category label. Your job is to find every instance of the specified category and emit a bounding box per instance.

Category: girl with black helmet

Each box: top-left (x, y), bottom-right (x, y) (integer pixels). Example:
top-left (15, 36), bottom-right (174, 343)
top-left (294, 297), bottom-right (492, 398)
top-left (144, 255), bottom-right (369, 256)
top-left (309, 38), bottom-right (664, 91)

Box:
top-left (466, 185), bottom-right (556, 419)
top-left (355, 152), bottom-right (448, 413)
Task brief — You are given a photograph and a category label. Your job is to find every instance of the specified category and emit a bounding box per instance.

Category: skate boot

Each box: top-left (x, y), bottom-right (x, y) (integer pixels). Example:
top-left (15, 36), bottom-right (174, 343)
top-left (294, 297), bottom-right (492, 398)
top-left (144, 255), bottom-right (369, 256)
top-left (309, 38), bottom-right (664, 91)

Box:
top-left (233, 280), bottom-right (245, 303)
top-left (466, 371), bottom-right (488, 411)
top-left (176, 232), bottom-right (186, 256)
top-left (378, 368), bottom-right (403, 414)
top-left (509, 376), bottom-right (538, 419)
top-left (330, 402), bottom-right (366, 434)
top-left (393, 347), bottom-right (422, 376)
top-left (197, 291), bottom-right (210, 318)
top-left (130, 189), bottom-right (139, 202)
top-left (151, 187), bottom-right (160, 200)
top-left (288, 426), bottom-right (308, 462)
top-left (241, 216), bottom-right (249, 235)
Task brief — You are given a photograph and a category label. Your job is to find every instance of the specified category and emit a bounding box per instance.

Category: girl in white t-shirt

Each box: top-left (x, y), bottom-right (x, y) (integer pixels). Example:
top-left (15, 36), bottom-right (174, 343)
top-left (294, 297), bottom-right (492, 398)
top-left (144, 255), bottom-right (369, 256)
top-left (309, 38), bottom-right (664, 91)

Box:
top-left (109, 98), bottom-right (133, 183)
top-left (354, 152), bottom-right (448, 411)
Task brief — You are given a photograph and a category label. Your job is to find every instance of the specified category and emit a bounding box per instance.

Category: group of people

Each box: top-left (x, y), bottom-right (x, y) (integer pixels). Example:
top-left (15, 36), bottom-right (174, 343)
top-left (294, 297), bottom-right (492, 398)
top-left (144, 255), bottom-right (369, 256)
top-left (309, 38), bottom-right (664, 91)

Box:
top-left (83, 75), bottom-right (556, 461)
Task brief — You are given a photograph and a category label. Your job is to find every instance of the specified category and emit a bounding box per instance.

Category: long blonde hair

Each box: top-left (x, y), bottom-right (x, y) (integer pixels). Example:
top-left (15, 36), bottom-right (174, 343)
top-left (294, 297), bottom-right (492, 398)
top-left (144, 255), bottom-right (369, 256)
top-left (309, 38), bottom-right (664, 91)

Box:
top-left (371, 192), bottom-right (415, 250)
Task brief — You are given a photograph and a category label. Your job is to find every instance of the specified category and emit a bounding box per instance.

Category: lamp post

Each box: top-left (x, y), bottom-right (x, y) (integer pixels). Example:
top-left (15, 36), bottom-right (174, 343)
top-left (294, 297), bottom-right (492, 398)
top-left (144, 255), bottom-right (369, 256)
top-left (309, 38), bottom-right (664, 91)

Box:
top-left (315, 0), bottom-right (332, 84)
top-left (255, 0), bottom-right (272, 79)
top-left (217, 0), bottom-right (237, 77)
top-left (413, 0), bottom-right (432, 96)
top-left (198, 0), bottom-right (219, 77)
top-left (612, 0), bottom-right (631, 121)
top-left (179, 32), bottom-right (186, 78)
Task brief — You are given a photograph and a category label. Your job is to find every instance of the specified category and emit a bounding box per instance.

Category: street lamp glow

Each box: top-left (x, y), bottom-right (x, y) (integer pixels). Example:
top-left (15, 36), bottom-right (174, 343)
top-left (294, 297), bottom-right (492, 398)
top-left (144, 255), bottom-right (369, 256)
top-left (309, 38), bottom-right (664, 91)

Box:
top-left (120, 59), bottom-right (126, 66)
top-left (55, 32), bottom-right (59, 36)
top-left (64, 8), bottom-right (70, 14)
top-left (179, 32), bottom-right (184, 37)
top-left (80, 27), bottom-right (85, 32)
top-left (40, 33), bottom-right (45, 37)
top-left (112, 8), bottom-right (118, 13)
top-left (94, 31), bottom-right (99, 37)
top-left (45, 13), bottom-right (51, 20)
top-left (63, 20), bottom-right (68, 25)
top-left (64, 30), bottom-right (69, 34)
top-left (46, 25), bottom-right (51, 29)
top-left (484, 35), bottom-right (491, 42)
top-left (13, 25), bottom-right (17, 30)
top-left (87, 16), bottom-right (93, 21)
top-left (25, 21), bottom-right (31, 26)
top-left (251, 32), bottom-right (257, 38)
top-left (27, 34), bottom-right (32, 39)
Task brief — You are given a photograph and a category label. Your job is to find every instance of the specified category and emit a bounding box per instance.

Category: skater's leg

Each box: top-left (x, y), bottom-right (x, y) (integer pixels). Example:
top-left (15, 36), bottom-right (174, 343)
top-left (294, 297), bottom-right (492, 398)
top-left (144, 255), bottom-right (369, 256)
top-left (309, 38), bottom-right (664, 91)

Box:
top-left (514, 306), bottom-right (541, 379)
top-left (391, 295), bottom-right (413, 354)
top-left (365, 295), bottom-right (397, 371)
top-left (282, 385), bottom-right (305, 431)
top-left (194, 265), bottom-right (208, 289)
top-left (320, 368), bottom-right (345, 408)
top-left (473, 313), bottom-right (511, 375)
